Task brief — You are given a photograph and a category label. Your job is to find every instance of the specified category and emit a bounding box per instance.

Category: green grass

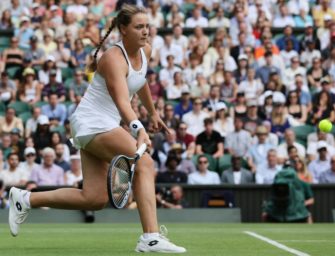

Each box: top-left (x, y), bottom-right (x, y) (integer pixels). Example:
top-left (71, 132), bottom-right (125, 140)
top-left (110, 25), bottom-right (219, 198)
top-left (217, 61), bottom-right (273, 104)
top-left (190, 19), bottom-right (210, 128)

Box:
top-left (0, 223), bottom-right (335, 255)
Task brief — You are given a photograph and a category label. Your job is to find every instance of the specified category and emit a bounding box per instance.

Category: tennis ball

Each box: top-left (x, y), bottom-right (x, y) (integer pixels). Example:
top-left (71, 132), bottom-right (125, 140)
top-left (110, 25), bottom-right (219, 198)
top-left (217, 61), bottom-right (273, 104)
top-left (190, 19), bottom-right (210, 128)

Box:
top-left (319, 119), bottom-right (333, 133)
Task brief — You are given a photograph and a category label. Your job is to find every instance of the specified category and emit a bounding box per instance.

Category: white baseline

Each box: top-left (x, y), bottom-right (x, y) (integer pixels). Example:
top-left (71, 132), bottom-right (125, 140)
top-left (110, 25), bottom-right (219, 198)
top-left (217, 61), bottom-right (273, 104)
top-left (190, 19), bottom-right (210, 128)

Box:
top-left (244, 231), bottom-right (310, 256)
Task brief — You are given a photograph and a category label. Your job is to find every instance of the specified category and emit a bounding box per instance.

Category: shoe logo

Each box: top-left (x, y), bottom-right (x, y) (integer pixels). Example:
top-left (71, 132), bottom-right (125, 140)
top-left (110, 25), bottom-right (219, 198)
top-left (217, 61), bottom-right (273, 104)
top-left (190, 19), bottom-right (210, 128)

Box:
top-left (148, 240), bottom-right (159, 246)
top-left (16, 202), bottom-right (22, 212)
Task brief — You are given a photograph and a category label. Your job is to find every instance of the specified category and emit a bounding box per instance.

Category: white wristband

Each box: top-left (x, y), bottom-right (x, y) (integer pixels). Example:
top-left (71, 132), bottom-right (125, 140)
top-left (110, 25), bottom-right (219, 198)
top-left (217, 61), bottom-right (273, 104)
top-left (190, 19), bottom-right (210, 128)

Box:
top-left (129, 120), bottom-right (144, 138)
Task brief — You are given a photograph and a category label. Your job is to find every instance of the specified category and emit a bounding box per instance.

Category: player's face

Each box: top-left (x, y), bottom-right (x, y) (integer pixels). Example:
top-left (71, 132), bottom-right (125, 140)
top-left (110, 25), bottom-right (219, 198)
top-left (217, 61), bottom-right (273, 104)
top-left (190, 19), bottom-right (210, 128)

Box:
top-left (125, 13), bottom-right (149, 47)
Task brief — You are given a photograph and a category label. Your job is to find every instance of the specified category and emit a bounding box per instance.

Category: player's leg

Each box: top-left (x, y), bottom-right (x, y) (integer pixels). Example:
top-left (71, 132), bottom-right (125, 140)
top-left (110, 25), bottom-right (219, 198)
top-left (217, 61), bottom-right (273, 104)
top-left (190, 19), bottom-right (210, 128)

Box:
top-left (84, 128), bottom-right (158, 233)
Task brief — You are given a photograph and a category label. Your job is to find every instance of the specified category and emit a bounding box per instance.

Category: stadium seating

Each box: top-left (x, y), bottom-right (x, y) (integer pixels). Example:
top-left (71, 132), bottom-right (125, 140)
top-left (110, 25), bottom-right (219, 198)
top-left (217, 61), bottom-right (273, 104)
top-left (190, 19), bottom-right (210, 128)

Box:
top-left (8, 101), bottom-right (30, 115)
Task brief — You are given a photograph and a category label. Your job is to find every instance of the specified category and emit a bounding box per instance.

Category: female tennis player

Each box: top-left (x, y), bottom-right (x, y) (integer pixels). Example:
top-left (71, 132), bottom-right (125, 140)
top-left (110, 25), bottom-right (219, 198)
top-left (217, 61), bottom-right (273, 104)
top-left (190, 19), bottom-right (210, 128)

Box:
top-left (9, 4), bottom-right (186, 253)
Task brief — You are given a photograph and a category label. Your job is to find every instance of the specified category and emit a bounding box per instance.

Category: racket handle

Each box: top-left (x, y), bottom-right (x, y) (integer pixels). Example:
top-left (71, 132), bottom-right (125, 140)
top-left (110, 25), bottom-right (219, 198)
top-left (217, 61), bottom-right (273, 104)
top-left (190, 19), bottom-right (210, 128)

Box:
top-left (136, 143), bottom-right (147, 158)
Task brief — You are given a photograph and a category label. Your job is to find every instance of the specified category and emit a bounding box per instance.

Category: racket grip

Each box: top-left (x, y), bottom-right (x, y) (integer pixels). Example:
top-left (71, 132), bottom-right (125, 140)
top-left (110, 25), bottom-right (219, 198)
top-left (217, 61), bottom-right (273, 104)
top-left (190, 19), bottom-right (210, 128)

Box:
top-left (136, 143), bottom-right (147, 157)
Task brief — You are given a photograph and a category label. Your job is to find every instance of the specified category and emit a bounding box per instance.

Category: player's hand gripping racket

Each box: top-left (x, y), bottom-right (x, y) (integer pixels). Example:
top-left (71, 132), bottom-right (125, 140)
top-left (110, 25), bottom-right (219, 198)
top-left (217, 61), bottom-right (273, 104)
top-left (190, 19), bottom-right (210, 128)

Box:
top-left (107, 143), bottom-right (147, 209)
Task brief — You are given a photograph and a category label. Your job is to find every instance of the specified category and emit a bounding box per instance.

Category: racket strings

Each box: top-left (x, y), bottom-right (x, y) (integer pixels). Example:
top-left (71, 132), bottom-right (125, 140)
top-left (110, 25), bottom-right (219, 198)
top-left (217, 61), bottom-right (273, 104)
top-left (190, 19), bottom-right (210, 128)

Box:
top-left (111, 157), bottom-right (131, 207)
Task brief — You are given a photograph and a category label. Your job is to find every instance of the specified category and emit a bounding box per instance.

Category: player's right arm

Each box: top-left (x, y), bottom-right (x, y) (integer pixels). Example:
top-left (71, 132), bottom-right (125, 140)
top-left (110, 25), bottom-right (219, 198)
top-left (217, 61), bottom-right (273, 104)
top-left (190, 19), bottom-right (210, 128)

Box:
top-left (97, 48), bottom-right (150, 147)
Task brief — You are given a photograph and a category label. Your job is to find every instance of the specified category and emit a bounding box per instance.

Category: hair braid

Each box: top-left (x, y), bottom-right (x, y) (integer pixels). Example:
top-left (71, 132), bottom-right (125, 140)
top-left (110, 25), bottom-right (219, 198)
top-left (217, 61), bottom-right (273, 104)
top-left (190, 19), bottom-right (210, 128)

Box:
top-left (87, 18), bottom-right (117, 72)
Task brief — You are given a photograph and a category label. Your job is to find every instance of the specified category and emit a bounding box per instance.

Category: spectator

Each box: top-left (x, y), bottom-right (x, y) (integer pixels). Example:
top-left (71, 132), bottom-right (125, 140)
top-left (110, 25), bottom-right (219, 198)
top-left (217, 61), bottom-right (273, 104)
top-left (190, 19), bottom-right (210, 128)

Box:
top-left (256, 51), bottom-right (281, 85)
top-left (156, 185), bottom-right (189, 209)
top-left (156, 153), bottom-right (187, 184)
top-left (159, 35), bottom-right (183, 68)
top-left (55, 12), bottom-right (79, 39)
top-left (1, 134), bottom-right (12, 159)
top-left (0, 108), bottom-right (24, 137)
top-left (256, 149), bottom-right (282, 184)
top-left (15, 16), bottom-right (35, 50)
top-left (0, 9), bottom-right (13, 30)
top-left (69, 69), bottom-right (89, 102)
top-left (166, 4), bottom-right (185, 28)
top-left (277, 129), bottom-right (306, 163)
top-left (220, 70), bottom-right (238, 103)
top-left (182, 97), bottom-right (209, 137)
top-left (286, 90), bottom-right (308, 126)
top-left (30, 147), bottom-right (64, 186)
top-left (165, 143), bottom-right (196, 175)
top-left (66, 0), bottom-right (88, 22)
top-left (270, 92), bottom-right (290, 140)
top-left (10, 128), bottom-right (25, 161)
top-left (32, 115), bottom-right (51, 154)
top-left (0, 71), bottom-right (16, 105)
top-left (203, 85), bottom-right (225, 113)
top-left (162, 103), bottom-right (179, 130)
top-left (294, 74), bottom-right (312, 110)
top-left (209, 7), bottom-right (230, 29)
top-left (300, 23), bottom-right (321, 52)
top-left (188, 154), bottom-right (221, 185)
top-left (307, 57), bottom-right (328, 92)
top-left (307, 129), bottom-right (335, 161)
top-left (1, 153), bottom-right (27, 186)
top-left (38, 55), bottom-right (62, 85)
top-left (247, 125), bottom-right (275, 172)
top-left (70, 38), bottom-right (89, 68)
top-left (308, 141), bottom-right (331, 183)
top-left (225, 117), bottom-right (253, 158)
top-left (65, 154), bottom-right (83, 186)
top-left (185, 7), bottom-right (208, 28)
top-left (166, 71), bottom-right (189, 100)
top-left (190, 73), bottom-right (210, 101)
top-left (159, 54), bottom-right (182, 87)
top-left (42, 70), bottom-right (66, 102)
top-left (147, 69), bottom-right (164, 102)
top-left (243, 99), bottom-right (264, 136)
top-left (54, 143), bottom-right (71, 172)
top-left (319, 155), bottom-right (335, 183)
top-left (300, 39), bottom-right (321, 69)
top-left (39, 31), bottom-right (57, 56)
top-left (41, 93), bottom-right (67, 126)
top-left (221, 155), bottom-right (253, 184)
top-left (25, 107), bottom-right (42, 138)
top-left (2, 36), bottom-right (24, 69)
top-left (209, 59), bottom-right (225, 87)
top-left (195, 118), bottom-right (224, 158)
top-left (19, 147), bottom-right (39, 174)
top-left (276, 25), bottom-right (300, 52)
top-left (272, 5), bottom-right (295, 28)
top-left (312, 0), bottom-right (335, 28)
top-left (233, 54), bottom-right (248, 84)
top-left (176, 122), bottom-right (195, 158)
top-left (78, 13), bottom-right (100, 47)
top-left (68, 95), bottom-right (82, 118)
top-left (51, 36), bottom-right (71, 68)
top-left (282, 56), bottom-right (306, 90)
top-left (19, 68), bottom-right (42, 106)
top-left (0, 179), bottom-right (9, 208)
top-left (294, 157), bottom-right (313, 183)
top-left (213, 102), bottom-right (234, 138)
top-left (171, 24), bottom-right (188, 53)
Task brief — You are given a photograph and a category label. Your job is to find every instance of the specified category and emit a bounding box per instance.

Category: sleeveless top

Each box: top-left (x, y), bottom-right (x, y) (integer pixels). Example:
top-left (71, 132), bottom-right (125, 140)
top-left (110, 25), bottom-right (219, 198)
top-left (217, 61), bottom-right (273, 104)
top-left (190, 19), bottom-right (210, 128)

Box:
top-left (70, 41), bottom-right (147, 137)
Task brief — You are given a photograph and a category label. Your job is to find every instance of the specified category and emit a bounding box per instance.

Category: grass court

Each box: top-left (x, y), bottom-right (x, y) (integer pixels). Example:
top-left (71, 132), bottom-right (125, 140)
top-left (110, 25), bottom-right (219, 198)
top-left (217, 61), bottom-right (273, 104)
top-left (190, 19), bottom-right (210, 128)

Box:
top-left (1, 223), bottom-right (334, 255)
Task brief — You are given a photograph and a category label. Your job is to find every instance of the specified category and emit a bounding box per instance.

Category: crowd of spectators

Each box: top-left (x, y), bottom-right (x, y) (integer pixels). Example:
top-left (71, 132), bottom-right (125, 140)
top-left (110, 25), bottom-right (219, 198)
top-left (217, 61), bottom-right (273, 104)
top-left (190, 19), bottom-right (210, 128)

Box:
top-left (0, 0), bottom-right (335, 205)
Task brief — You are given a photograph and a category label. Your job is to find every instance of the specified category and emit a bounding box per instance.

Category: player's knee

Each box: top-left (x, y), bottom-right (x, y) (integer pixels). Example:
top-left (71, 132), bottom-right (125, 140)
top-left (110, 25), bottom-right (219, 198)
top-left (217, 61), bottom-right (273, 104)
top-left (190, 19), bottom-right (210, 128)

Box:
top-left (85, 195), bottom-right (108, 210)
top-left (137, 155), bottom-right (155, 175)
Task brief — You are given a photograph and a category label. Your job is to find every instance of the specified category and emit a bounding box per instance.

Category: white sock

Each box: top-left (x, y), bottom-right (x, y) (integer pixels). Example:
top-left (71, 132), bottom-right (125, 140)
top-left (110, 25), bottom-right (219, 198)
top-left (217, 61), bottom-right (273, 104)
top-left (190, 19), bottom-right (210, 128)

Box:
top-left (23, 191), bottom-right (31, 208)
top-left (143, 232), bottom-right (159, 239)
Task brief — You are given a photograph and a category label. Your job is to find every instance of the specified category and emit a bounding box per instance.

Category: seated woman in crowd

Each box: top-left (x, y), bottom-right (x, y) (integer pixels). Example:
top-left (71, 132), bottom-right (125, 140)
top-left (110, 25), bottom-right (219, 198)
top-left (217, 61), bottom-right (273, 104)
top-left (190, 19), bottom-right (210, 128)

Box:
top-left (286, 90), bottom-right (307, 126)
top-left (19, 68), bottom-right (42, 106)
top-left (2, 37), bottom-right (24, 69)
top-left (166, 71), bottom-right (189, 101)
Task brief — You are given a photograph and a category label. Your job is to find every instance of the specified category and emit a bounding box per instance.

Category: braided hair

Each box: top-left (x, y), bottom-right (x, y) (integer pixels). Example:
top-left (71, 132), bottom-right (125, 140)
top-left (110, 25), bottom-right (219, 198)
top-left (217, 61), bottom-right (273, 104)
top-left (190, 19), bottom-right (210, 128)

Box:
top-left (87, 4), bottom-right (147, 72)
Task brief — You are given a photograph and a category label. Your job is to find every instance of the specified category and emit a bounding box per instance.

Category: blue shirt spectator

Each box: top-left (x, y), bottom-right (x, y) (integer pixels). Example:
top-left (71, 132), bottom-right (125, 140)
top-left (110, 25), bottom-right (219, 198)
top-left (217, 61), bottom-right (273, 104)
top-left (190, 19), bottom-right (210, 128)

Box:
top-left (41, 93), bottom-right (67, 125)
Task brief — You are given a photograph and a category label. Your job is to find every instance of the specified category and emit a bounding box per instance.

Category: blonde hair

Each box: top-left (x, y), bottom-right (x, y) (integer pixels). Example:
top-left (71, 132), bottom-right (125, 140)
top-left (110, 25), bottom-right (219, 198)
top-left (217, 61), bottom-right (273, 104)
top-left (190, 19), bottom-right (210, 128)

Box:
top-left (87, 4), bottom-right (147, 72)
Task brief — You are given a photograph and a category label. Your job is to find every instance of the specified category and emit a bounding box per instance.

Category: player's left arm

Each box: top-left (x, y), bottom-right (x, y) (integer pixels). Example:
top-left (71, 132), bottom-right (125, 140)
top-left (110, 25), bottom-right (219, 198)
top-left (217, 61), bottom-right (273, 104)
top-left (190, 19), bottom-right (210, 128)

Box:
top-left (137, 43), bottom-right (169, 133)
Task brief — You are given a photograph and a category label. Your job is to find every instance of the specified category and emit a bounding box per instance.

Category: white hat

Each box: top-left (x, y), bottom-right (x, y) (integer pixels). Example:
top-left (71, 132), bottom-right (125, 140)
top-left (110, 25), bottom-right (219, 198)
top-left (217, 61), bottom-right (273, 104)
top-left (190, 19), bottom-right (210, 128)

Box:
top-left (50, 5), bottom-right (58, 11)
top-left (181, 87), bottom-right (190, 94)
top-left (324, 14), bottom-right (332, 21)
top-left (317, 140), bottom-right (328, 150)
top-left (238, 54), bottom-right (248, 61)
top-left (24, 147), bottom-right (36, 156)
top-left (305, 22), bottom-right (313, 28)
top-left (272, 91), bottom-right (286, 104)
top-left (32, 3), bottom-right (40, 8)
top-left (215, 102), bottom-right (227, 111)
top-left (46, 55), bottom-right (55, 62)
top-left (20, 16), bottom-right (30, 23)
top-left (247, 99), bottom-right (258, 107)
top-left (38, 115), bottom-right (49, 125)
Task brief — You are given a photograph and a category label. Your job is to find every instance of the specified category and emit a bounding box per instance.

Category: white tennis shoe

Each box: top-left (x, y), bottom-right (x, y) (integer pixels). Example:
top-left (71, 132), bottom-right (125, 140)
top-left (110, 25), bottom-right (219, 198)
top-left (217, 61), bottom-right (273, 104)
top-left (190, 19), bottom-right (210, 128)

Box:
top-left (135, 226), bottom-right (186, 253)
top-left (9, 187), bottom-right (30, 237)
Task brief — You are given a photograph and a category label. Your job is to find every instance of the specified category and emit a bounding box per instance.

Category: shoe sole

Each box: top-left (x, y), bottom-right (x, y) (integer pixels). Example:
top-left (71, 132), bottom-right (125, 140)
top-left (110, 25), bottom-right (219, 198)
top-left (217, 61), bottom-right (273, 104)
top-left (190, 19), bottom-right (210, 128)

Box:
top-left (9, 188), bottom-right (18, 237)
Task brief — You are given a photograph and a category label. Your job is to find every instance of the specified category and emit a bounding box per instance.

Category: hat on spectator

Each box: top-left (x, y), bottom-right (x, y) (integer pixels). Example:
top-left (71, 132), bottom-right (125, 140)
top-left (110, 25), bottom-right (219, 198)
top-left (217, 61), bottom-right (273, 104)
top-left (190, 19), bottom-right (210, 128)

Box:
top-left (215, 102), bottom-right (227, 111)
top-left (24, 147), bottom-right (36, 156)
top-left (321, 76), bottom-right (330, 85)
top-left (38, 115), bottom-right (50, 125)
top-left (256, 125), bottom-right (268, 135)
top-left (46, 55), bottom-right (56, 62)
top-left (20, 16), bottom-right (30, 23)
top-left (70, 154), bottom-right (81, 160)
top-left (304, 22), bottom-right (313, 28)
top-left (32, 3), bottom-right (40, 9)
top-left (238, 54), bottom-right (248, 61)
top-left (146, 69), bottom-right (155, 75)
top-left (272, 91), bottom-right (286, 105)
top-left (181, 87), bottom-right (190, 94)
top-left (49, 69), bottom-right (57, 76)
top-left (247, 99), bottom-right (258, 107)
top-left (30, 35), bottom-right (38, 42)
top-left (324, 14), bottom-right (332, 21)
top-left (317, 140), bottom-right (328, 151)
top-left (23, 68), bottom-right (35, 76)
top-left (269, 67), bottom-right (278, 75)
top-left (50, 5), bottom-right (58, 11)
top-left (170, 143), bottom-right (184, 153)
top-left (10, 128), bottom-right (21, 136)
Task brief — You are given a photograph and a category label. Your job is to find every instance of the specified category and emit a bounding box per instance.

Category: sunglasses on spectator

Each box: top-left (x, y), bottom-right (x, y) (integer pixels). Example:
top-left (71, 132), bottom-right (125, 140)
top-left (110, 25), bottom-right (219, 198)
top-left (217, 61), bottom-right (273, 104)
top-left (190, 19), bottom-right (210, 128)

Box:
top-left (26, 153), bottom-right (35, 157)
top-left (198, 160), bottom-right (208, 164)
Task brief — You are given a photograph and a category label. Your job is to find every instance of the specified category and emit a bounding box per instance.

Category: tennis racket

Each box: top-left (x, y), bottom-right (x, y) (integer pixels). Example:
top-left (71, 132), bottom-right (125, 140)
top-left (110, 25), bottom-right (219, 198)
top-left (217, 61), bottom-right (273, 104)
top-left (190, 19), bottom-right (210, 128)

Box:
top-left (107, 143), bottom-right (147, 209)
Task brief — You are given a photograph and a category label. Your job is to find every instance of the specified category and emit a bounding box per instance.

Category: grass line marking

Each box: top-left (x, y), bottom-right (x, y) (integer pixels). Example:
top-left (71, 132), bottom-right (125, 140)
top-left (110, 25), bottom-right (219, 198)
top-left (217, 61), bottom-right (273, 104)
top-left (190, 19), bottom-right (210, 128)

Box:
top-left (244, 231), bottom-right (310, 256)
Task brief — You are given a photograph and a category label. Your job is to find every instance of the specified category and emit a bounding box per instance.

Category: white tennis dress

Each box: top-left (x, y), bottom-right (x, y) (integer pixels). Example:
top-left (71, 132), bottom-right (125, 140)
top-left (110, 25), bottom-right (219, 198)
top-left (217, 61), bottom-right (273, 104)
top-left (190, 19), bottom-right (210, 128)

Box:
top-left (70, 41), bottom-right (148, 149)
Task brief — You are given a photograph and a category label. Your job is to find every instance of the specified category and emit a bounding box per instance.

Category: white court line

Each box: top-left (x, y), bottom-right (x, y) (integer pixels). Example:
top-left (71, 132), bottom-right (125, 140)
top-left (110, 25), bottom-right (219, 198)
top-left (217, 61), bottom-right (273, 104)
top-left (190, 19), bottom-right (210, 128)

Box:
top-left (244, 231), bottom-right (310, 256)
